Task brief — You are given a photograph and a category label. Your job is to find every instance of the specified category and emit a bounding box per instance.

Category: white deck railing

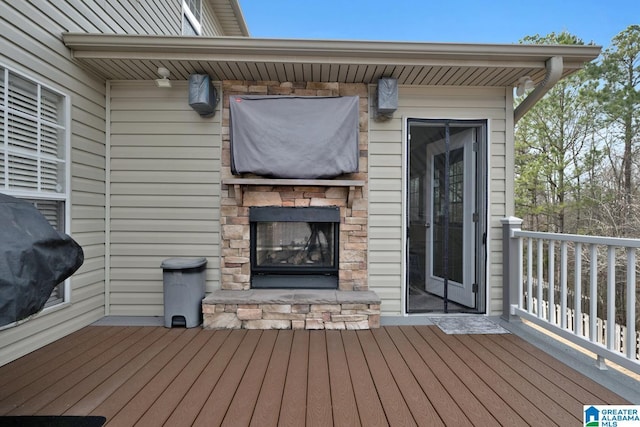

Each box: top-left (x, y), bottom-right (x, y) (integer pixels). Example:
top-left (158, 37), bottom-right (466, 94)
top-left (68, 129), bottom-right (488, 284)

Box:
top-left (501, 217), bottom-right (640, 374)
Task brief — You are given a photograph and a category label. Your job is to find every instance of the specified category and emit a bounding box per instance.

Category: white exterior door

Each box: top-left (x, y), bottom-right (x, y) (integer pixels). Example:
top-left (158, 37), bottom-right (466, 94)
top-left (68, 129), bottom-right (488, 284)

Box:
top-left (424, 128), bottom-right (476, 308)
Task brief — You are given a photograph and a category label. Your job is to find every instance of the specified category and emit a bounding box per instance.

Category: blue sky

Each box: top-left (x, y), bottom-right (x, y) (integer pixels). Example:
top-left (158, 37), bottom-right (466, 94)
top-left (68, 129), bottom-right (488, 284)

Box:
top-left (240, 0), bottom-right (638, 48)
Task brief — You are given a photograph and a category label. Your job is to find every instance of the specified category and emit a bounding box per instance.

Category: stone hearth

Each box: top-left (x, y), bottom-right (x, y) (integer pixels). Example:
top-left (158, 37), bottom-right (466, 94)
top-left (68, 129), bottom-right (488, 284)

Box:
top-left (203, 289), bottom-right (380, 330)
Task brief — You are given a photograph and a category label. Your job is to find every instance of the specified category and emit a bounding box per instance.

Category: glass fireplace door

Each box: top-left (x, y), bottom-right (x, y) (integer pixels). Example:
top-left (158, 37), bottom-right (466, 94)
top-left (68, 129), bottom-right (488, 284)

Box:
top-left (254, 221), bottom-right (336, 270)
top-left (250, 207), bottom-right (340, 289)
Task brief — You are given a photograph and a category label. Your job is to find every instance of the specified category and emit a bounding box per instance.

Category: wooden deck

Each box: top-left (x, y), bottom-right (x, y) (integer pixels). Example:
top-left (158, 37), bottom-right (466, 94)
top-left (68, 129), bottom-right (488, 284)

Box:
top-left (0, 325), bottom-right (628, 426)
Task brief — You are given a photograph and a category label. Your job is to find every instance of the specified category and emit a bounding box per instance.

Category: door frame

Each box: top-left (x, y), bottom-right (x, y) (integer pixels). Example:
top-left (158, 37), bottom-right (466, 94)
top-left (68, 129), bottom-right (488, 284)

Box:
top-left (403, 118), bottom-right (488, 314)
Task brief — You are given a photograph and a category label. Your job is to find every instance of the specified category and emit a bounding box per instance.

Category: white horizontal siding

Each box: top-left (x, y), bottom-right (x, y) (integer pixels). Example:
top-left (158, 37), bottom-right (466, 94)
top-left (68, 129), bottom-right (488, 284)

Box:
top-left (108, 81), bottom-right (221, 316)
top-left (368, 85), bottom-right (509, 316)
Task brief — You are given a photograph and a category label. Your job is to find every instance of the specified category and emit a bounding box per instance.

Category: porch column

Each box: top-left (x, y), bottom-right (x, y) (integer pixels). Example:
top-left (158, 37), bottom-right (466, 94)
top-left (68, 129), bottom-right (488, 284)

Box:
top-left (501, 217), bottom-right (523, 321)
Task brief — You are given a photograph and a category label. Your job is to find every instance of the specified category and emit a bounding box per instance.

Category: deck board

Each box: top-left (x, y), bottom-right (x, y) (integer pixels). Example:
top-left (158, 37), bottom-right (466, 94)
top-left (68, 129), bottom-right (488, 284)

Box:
top-left (445, 332), bottom-right (557, 425)
top-left (137, 329), bottom-right (231, 426)
top-left (325, 331), bottom-right (360, 427)
top-left (486, 333), bottom-right (609, 406)
top-left (278, 330), bottom-right (309, 427)
top-left (469, 334), bottom-right (579, 425)
top-left (0, 325), bottom-right (631, 426)
top-left (306, 331), bottom-right (333, 427)
top-left (358, 330), bottom-right (416, 426)
top-left (164, 329), bottom-right (247, 427)
top-left (0, 326), bottom-right (103, 391)
top-left (37, 327), bottom-right (169, 415)
top-left (193, 330), bottom-right (262, 426)
top-left (341, 329), bottom-right (388, 427)
top-left (88, 328), bottom-right (201, 421)
top-left (2, 327), bottom-right (145, 414)
top-left (421, 326), bottom-right (529, 426)
top-left (384, 327), bottom-right (469, 426)
top-left (399, 326), bottom-right (499, 425)
top-left (249, 330), bottom-right (293, 427)
top-left (498, 333), bottom-right (626, 403)
top-left (370, 328), bottom-right (443, 426)
top-left (222, 330), bottom-right (279, 427)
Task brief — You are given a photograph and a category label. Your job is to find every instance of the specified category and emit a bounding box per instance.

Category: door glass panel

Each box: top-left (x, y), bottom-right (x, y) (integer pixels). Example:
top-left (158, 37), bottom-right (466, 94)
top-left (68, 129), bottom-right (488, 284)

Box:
top-left (432, 148), bottom-right (464, 283)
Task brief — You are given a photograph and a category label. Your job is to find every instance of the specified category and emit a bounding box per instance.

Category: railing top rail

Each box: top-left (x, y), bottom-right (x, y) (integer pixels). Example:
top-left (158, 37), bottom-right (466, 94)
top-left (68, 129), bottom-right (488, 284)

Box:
top-left (513, 230), bottom-right (640, 248)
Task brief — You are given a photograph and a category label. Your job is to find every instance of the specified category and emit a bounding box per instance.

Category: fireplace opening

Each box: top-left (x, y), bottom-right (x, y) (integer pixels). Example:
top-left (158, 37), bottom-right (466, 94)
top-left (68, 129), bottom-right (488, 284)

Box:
top-left (250, 207), bottom-right (340, 289)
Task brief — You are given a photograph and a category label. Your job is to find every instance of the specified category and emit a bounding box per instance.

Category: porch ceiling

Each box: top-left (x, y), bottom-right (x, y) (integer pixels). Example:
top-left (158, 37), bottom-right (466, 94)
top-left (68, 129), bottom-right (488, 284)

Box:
top-left (63, 33), bottom-right (601, 86)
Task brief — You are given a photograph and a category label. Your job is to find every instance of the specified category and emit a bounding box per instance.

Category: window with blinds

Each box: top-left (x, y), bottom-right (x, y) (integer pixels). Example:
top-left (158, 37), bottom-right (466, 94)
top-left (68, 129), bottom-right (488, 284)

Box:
top-left (0, 65), bottom-right (69, 308)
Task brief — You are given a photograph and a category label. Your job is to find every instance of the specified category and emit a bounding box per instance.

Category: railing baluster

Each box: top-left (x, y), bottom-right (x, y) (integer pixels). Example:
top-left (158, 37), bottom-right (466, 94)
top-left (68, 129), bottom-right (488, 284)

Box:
top-left (590, 244), bottom-right (598, 342)
top-left (527, 238), bottom-right (533, 313)
top-left (517, 236), bottom-right (523, 310)
top-left (607, 246), bottom-right (616, 351)
top-left (548, 240), bottom-right (555, 324)
top-left (575, 242), bottom-right (582, 337)
top-left (627, 248), bottom-right (636, 360)
top-left (561, 241), bottom-right (567, 329)
top-left (537, 239), bottom-right (543, 319)
top-left (506, 221), bottom-right (640, 374)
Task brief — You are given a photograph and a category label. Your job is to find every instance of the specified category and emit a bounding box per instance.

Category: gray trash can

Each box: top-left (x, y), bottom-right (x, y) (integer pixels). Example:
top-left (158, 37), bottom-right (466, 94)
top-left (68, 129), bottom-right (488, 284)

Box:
top-left (161, 257), bottom-right (207, 328)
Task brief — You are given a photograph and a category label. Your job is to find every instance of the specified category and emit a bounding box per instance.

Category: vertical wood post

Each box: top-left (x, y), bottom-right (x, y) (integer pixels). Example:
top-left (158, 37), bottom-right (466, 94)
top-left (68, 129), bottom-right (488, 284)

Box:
top-left (501, 217), bottom-right (523, 321)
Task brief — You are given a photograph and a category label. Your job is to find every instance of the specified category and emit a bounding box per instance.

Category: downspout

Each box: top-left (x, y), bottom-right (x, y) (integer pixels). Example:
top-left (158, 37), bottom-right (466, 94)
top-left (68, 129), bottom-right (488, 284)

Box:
top-left (514, 56), bottom-right (564, 123)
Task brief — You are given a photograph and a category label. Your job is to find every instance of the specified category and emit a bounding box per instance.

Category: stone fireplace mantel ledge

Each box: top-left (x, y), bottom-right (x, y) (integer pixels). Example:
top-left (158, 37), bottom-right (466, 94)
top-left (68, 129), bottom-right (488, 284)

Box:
top-left (203, 289), bottom-right (381, 330)
top-left (222, 177), bottom-right (365, 207)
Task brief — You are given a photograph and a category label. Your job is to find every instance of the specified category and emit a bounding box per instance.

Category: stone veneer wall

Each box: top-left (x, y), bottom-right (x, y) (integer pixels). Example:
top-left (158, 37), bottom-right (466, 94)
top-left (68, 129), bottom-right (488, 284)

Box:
top-left (202, 290), bottom-right (381, 330)
top-left (219, 81), bottom-right (369, 292)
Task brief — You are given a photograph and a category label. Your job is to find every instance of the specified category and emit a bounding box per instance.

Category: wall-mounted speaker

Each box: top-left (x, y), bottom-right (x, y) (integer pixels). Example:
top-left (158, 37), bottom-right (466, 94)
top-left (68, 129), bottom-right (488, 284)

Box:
top-left (377, 77), bottom-right (398, 115)
top-left (188, 74), bottom-right (217, 117)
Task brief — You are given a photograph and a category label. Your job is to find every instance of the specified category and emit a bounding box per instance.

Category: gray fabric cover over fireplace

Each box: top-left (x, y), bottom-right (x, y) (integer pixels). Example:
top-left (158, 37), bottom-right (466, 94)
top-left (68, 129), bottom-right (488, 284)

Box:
top-left (230, 95), bottom-right (359, 179)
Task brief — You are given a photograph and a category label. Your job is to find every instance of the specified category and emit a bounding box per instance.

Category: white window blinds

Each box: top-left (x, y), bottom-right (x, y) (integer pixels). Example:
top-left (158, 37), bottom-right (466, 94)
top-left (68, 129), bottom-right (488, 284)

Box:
top-left (0, 65), bottom-right (69, 309)
top-left (1, 68), bottom-right (66, 194)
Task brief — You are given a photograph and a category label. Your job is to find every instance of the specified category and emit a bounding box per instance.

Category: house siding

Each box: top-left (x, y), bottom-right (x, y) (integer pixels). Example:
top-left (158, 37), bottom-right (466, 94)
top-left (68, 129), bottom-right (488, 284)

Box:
top-left (108, 81), bottom-right (221, 316)
top-left (368, 85), bottom-right (510, 316)
top-left (0, 1), bottom-right (108, 365)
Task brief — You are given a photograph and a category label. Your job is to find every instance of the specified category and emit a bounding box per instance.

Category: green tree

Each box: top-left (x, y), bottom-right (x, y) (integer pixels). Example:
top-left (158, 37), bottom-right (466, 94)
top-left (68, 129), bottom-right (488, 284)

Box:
top-left (515, 32), bottom-right (599, 233)
top-left (586, 25), bottom-right (640, 236)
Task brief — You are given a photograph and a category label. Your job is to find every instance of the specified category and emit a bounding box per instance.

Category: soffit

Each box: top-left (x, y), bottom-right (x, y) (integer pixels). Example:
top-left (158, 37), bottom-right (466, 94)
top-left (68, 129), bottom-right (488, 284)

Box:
top-left (63, 34), bottom-right (601, 86)
top-left (207, 0), bottom-right (250, 37)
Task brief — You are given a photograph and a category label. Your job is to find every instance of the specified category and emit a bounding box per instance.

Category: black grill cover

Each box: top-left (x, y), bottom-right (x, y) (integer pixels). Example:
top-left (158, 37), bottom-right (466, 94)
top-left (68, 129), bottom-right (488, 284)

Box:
top-left (0, 193), bottom-right (84, 327)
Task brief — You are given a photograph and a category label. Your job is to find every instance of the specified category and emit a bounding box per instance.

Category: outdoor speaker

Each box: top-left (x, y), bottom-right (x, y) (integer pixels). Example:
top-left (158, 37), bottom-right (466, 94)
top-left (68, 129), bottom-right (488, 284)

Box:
top-left (377, 77), bottom-right (398, 115)
top-left (188, 74), bottom-right (217, 117)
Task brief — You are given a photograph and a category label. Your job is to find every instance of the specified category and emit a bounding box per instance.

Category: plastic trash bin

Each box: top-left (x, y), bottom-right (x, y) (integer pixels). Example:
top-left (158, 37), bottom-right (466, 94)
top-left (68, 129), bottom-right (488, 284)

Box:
top-left (161, 257), bottom-right (207, 328)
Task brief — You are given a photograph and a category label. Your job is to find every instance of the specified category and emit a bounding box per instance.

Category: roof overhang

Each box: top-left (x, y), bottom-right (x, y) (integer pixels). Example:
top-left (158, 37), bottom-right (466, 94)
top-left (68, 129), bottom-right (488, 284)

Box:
top-left (208, 0), bottom-right (250, 37)
top-left (63, 33), bottom-right (601, 88)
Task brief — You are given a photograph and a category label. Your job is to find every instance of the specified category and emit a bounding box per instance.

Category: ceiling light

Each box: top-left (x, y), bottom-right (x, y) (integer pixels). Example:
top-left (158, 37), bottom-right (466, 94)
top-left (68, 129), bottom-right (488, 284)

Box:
top-left (155, 67), bottom-right (172, 88)
top-left (516, 76), bottom-right (535, 96)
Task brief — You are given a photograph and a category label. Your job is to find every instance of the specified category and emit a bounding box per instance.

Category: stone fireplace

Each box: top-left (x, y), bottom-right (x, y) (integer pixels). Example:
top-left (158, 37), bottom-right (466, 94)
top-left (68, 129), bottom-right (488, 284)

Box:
top-left (202, 81), bottom-right (380, 330)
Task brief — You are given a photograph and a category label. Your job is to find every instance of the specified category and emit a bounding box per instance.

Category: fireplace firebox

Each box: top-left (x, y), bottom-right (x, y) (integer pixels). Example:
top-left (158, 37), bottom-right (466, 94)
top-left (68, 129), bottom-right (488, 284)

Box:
top-left (249, 207), bottom-right (340, 289)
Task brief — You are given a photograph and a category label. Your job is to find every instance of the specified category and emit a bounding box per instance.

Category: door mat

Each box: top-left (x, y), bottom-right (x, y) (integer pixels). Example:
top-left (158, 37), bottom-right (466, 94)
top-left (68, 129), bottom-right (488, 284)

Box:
top-left (432, 316), bottom-right (510, 334)
top-left (0, 416), bottom-right (106, 427)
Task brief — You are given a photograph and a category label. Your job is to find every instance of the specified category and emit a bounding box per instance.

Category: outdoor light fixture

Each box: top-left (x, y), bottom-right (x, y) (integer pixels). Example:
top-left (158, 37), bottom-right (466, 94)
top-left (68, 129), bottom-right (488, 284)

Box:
top-left (516, 76), bottom-right (535, 96)
top-left (155, 67), bottom-right (172, 88)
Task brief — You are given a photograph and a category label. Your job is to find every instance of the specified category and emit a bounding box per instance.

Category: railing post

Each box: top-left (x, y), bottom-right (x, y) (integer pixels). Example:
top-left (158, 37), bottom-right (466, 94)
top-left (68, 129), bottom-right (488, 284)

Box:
top-left (501, 217), bottom-right (523, 321)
